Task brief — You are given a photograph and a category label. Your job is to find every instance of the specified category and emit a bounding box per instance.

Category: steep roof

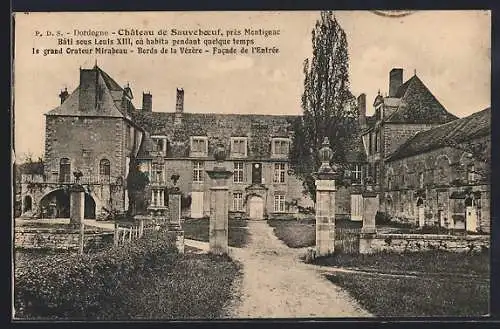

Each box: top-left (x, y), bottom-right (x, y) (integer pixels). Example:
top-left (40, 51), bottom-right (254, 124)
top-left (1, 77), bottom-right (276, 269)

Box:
top-left (45, 66), bottom-right (135, 119)
top-left (132, 111), bottom-right (298, 159)
top-left (386, 107), bottom-right (491, 162)
top-left (385, 75), bottom-right (458, 124)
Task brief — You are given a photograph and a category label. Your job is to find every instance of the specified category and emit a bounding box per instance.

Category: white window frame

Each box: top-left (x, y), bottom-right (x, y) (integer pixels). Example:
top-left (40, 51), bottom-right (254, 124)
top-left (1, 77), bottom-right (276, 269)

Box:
top-left (151, 135), bottom-right (168, 155)
top-left (352, 164), bottom-right (362, 182)
top-left (271, 138), bottom-right (290, 158)
top-left (190, 136), bottom-right (209, 157)
top-left (274, 194), bottom-right (286, 213)
top-left (467, 164), bottom-right (476, 183)
top-left (233, 192), bottom-right (244, 211)
top-left (192, 161), bottom-right (204, 183)
top-left (273, 163), bottom-right (286, 184)
top-left (233, 162), bottom-right (245, 183)
top-left (151, 163), bottom-right (165, 184)
top-left (230, 137), bottom-right (248, 158)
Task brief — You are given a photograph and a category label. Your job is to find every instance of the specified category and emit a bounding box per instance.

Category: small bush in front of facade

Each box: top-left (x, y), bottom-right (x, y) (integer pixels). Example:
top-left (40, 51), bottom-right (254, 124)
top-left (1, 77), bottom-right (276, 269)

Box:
top-left (14, 230), bottom-right (178, 320)
top-left (375, 211), bottom-right (392, 225)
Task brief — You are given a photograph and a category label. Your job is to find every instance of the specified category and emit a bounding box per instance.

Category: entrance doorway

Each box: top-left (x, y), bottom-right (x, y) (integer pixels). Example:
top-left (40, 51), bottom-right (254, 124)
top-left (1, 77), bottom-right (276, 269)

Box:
top-left (416, 197), bottom-right (425, 227)
top-left (248, 195), bottom-right (264, 220)
top-left (465, 197), bottom-right (477, 232)
top-left (23, 195), bottom-right (32, 213)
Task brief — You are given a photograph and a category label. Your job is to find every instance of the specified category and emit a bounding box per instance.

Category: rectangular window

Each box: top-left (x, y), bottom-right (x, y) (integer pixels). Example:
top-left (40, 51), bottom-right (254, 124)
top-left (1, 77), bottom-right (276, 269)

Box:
top-left (233, 192), bottom-right (244, 211)
top-left (274, 194), bottom-right (286, 213)
top-left (352, 164), bottom-right (362, 183)
top-left (151, 136), bottom-right (167, 155)
top-left (231, 138), bottom-right (247, 158)
top-left (190, 137), bottom-right (208, 157)
top-left (468, 165), bottom-right (476, 183)
top-left (273, 163), bottom-right (286, 183)
top-left (272, 138), bottom-right (290, 157)
top-left (233, 162), bottom-right (245, 183)
top-left (193, 161), bottom-right (204, 182)
top-left (374, 163), bottom-right (379, 184)
top-left (152, 163), bottom-right (164, 184)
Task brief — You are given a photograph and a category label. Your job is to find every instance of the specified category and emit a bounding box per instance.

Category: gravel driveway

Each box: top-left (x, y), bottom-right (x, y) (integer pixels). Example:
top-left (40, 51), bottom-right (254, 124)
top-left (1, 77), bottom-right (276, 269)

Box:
top-left (225, 220), bottom-right (372, 318)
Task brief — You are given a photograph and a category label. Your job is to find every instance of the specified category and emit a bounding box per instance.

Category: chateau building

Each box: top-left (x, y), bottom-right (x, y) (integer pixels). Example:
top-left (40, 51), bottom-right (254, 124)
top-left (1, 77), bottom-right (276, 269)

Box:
top-left (359, 68), bottom-right (490, 232)
top-left (385, 108), bottom-right (491, 232)
top-left (19, 65), bottom-right (366, 220)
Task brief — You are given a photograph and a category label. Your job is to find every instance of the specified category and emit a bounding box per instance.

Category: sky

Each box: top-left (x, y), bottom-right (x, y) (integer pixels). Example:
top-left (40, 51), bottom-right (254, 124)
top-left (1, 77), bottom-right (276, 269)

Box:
top-left (13, 10), bottom-right (491, 159)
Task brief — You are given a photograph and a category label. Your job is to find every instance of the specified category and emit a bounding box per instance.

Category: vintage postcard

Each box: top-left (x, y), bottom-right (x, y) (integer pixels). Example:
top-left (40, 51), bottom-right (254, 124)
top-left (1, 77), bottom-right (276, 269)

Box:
top-left (12, 10), bottom-right (491, 320)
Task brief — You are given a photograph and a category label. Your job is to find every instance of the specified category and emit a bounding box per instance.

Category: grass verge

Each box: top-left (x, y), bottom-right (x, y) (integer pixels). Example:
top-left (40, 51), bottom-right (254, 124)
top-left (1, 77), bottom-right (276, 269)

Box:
top-left (267, 218), bottom-right (361, 248)
top-left (182, 218), bottom-right (249, 247)
top-left (326, 272), bottom-right (489, 317)
top-left (312, 250), bottom-right (489, 276)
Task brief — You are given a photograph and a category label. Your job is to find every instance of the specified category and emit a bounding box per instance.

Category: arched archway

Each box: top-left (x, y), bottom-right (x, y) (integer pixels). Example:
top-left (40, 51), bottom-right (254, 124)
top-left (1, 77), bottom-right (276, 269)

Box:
top-left (39, 189), bottom-right (96, 219)
top-left (23, 195), bottom-right (32, 213)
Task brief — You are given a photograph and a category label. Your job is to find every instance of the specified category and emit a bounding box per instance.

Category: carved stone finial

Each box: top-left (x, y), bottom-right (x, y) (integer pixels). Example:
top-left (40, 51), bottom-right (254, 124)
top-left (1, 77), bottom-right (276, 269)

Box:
top-left (318, 137), bottom-right (334, 173)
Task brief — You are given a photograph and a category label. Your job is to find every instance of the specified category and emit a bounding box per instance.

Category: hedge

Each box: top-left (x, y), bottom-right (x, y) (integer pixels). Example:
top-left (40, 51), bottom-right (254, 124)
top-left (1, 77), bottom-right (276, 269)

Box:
top-left (14, 230), bottom-right (178, 320)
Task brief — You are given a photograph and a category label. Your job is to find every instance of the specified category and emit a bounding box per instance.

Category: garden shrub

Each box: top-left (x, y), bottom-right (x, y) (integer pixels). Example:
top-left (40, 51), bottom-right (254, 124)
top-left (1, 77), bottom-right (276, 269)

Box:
top-left (14, 230), bottom-right (178, 320)
top-left (375, 211), bottom-right (392, 225)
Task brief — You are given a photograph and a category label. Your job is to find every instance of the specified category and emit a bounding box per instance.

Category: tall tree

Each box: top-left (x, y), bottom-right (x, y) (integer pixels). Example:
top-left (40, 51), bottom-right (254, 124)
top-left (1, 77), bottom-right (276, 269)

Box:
top-left (290, 11), bottom-right (358, 201)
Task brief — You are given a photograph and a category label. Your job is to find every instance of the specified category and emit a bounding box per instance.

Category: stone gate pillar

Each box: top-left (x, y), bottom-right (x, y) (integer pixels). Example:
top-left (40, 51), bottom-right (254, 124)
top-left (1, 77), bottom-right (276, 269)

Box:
top-left (69, 184), bottom-right (85, 226)
top-left (359, 178), bottom-right (379, 254)
top-left (168, 174), bottom-right (184, 254)
top-left (206, 144), bottom-right (233, 256)
top-left (315, 137), bottom-right (337, 257)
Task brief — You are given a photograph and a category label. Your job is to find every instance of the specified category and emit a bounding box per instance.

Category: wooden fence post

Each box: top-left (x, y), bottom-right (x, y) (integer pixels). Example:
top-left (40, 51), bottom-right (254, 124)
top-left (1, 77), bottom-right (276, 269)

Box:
top-left (79, 222), bottom-right (85, 255)
top-left (114, 222), bottom-right (119, 246)
top-left (139, 219), bottom-right (144, 238)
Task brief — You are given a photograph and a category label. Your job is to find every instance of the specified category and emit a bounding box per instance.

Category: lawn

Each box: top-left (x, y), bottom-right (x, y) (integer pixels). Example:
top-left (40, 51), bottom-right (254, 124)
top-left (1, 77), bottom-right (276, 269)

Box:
top-left (182, 218), bottom-right (249, 248)
top-left (313, 249), bottom-right (490, 276)
top-left (267, 218), bottom-right (362, 248)
top-left (315, 250), bottom-right (490, 317)
top-left (326, 272), bottom-right (489, 317)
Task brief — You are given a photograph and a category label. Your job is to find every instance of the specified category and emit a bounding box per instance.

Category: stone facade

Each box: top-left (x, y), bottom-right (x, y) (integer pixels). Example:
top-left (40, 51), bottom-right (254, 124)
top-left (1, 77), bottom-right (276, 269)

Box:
top-left (20, 65), bottom-right (364, 221)
top-left (385, 120), bottom-right (491, 232)
top-left (20, 66), bottom-right (144, 219)
top-left (358, 68), bottom-right (490, 234)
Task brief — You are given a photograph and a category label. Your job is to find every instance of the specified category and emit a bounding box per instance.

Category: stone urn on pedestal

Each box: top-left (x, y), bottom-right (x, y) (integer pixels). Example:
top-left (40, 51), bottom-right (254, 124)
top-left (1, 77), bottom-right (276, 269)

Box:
top-left (314, 137), bottom-right (338, 257)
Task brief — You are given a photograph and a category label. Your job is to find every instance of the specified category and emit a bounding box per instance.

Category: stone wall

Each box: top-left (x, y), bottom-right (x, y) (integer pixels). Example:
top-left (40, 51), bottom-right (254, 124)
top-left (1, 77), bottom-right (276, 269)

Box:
top-left (15, 227), bottom-right (114, 251)
top-left (385, 135), bottom-right (491, 232)
top-left (369, 233), bottom-right (489, 253)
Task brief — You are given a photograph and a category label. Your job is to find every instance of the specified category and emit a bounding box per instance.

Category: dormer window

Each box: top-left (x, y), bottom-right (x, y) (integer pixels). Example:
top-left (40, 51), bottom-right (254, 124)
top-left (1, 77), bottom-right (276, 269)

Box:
top-left (190, 136), bottom-right (208, 157)
top-left (151, 136), bottom-right (167, 155)
top-left (231, 137), bottom-right (248, 158)
top-left (272, 138), bottom-right (290, 158)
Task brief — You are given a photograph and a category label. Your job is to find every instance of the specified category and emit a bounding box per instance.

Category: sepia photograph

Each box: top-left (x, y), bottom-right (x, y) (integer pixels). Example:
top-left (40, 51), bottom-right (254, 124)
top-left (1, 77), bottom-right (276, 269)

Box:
top-left (12, 10), bottom-right (491, 320)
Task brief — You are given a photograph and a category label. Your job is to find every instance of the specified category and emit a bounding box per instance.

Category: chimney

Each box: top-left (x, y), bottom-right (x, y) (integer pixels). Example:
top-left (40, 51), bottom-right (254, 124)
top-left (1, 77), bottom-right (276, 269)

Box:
top-left (174, 88), bottom-right (184, 125)
top-left (59, 88), bottom-right (69, 105)
top-left (357, 93), bottom-right (366, 126)
top-left (389, 68), bottom-right (403, 97)
top-left (142, 92), bottom-right (152, 111)
top-left (78, 68), bottom-right (99, 111)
